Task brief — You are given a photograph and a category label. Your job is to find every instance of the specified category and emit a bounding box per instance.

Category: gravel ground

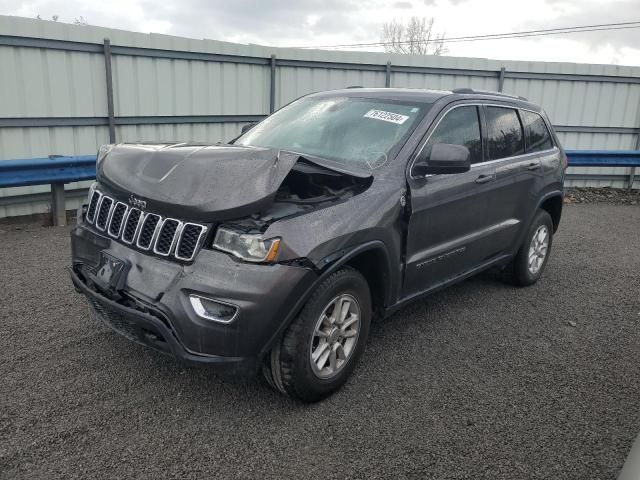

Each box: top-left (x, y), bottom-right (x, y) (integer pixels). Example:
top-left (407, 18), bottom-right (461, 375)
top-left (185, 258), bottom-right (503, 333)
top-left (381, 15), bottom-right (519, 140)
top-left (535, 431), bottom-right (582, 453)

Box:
top-left (1, 204), bottom-right (639, 480)
top-left (565, 187), bottom-right (640, 205)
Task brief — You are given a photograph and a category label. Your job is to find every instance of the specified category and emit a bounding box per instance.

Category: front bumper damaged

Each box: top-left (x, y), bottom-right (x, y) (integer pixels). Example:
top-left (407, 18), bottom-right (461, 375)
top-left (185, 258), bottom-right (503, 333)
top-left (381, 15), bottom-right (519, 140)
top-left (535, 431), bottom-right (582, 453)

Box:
top-left (70, 223), bottom-right (317, 376)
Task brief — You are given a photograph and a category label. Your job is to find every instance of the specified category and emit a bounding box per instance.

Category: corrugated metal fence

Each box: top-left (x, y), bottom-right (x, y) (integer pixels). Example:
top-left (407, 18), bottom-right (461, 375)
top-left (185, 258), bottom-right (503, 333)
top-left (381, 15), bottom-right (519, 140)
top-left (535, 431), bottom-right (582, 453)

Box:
top-left (1, 15), bottom-right (639, 218)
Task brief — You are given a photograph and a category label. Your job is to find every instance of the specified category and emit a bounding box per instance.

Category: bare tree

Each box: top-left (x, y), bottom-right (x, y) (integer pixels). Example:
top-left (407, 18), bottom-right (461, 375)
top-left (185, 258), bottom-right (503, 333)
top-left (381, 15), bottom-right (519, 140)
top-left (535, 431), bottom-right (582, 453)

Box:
top-left (35, 14), bottom-right (88, 25)
top-left (36, 14), bottom-right (60, 21)
top-left (381, 17), bottom-right (447, 56)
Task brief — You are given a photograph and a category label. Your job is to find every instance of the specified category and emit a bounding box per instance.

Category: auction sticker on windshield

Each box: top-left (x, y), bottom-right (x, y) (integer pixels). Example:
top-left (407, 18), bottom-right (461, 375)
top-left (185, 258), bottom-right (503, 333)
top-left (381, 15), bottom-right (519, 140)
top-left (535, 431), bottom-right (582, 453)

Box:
top-left (364, 109), bottom-right (410, 125)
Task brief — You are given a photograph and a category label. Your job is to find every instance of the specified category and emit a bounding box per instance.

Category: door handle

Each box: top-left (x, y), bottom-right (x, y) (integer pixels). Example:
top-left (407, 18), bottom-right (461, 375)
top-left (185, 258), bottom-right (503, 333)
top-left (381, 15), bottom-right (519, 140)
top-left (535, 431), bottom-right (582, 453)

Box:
top-left (475, 174), bottom-right (494, 184)
top-left (527, 162), bottom-right (541, 171)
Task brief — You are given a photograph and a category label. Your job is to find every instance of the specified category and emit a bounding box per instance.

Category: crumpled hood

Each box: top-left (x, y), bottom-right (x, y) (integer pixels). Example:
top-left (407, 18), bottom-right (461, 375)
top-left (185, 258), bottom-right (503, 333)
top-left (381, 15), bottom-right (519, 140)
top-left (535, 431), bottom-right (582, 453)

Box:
top-left (97, 143), bottom-right (302, 222)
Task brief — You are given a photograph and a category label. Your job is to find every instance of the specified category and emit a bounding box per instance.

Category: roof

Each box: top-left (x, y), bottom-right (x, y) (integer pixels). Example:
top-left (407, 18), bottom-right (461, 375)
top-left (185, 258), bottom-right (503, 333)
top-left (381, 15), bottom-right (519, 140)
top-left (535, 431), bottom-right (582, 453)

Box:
top-left (309, 87), bottom-right (539, 110)
top-left (310, 88), bottom-right (452, 103)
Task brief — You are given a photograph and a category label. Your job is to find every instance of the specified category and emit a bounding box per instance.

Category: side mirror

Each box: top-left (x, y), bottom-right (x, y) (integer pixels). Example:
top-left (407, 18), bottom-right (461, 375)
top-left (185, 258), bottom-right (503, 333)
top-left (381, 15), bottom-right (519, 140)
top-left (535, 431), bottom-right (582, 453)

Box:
top-left (241, 122), bottom-right (258, 134)
top-left (412, 143), bottom-right (471, 176)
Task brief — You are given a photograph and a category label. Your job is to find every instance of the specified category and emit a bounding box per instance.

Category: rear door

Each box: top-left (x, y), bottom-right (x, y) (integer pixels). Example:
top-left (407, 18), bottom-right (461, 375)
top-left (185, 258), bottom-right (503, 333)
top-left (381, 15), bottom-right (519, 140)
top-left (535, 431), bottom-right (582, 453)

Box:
top-left (480, 106), bottom-right (550, 257)
top-left (403, 103), bottom-right (497, 297)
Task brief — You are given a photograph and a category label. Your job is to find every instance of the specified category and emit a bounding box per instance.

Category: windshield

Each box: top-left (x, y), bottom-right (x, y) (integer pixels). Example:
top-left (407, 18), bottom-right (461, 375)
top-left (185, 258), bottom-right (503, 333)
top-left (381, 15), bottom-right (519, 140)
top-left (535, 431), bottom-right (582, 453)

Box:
top-left (235, 96), bottom-right (428, 170)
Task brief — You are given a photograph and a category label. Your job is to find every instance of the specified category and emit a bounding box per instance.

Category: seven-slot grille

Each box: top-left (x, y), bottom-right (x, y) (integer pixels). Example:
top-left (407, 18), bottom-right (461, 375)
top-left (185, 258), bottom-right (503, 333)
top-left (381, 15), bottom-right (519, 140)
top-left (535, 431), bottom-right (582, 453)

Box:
top-left (85, 189), bottom-right (207, 261)
top-left (122, 208), bottom-right (141, 244)
top-left (86, 190), bottom-right (101, 223)
top-left (136, 213), bottom-right (161, 250)
top-left (108, 202), bottom-right (127, 237)
top-left (154, 219), bottom-right (180, 256)
top-left (95, 196), bottom-right (113, 231)
top-left (175, 223), bottom-right (206, 261)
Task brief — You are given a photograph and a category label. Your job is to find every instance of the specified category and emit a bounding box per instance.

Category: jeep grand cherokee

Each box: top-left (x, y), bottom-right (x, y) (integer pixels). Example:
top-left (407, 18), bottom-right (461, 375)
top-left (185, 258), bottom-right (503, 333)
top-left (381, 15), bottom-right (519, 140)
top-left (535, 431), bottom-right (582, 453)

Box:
top-left (70, 88), bottom-right (566, 402)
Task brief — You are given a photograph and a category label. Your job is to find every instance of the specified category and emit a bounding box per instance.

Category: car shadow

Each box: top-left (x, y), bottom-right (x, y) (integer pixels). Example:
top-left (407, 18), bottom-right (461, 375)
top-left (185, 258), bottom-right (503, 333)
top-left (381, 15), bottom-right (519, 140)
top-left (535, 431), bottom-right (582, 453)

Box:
top-left (92, 269), bottom-right (511, 411)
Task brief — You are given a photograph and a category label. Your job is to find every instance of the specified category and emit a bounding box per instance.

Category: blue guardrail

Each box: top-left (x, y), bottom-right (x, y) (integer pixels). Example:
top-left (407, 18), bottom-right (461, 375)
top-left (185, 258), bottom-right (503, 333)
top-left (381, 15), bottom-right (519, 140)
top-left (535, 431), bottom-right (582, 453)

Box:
top-left (0, 150), bottom-right (638, 189)
top-left (0, 155), bottom-right (96, 188)
top-left (564, 150), bottom-right (640, 167)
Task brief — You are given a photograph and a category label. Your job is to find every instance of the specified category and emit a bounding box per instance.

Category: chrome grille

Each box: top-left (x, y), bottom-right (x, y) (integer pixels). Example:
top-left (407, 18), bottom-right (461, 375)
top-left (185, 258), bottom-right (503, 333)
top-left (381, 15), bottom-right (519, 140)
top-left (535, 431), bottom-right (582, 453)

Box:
top-left (136, 214), bottom-right (161, 250)
top-left (87, 190), bottom-right (207, 262)
top-left (86, 190), bottom-right (101, 223)
top-left (154, 219), bottom-right (181, 256)
top-left (122, 208), bottom-right (141, 244)
top-left (175, 223), bottom-right (206, 261)
top-left (95, 196), bottom-right (113, 231)
top-left (108, 202), bottom-right (128, 238)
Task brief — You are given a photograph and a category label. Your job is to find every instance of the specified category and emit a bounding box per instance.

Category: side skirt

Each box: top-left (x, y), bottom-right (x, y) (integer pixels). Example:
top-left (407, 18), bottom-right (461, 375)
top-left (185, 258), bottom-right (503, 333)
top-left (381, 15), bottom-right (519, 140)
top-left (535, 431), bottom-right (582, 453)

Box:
top-left (383, 253), bottom-right (512, 318)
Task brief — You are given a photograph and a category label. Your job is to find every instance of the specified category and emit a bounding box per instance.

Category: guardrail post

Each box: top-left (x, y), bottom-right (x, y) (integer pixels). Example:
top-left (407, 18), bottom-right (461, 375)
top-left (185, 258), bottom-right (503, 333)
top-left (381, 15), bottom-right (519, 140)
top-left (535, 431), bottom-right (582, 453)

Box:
top-left (631, 135), bottom-right (640, 190)
top-left (51, 182), bottom-right (66, 227)
top-left (385, 62), bottom-right (392, 88)
top-left (103, 38), bottom-right (116, 143)
top-left (270, 55), bottom-right (277, 113)
top-left (498, 67), bottom-right (506, 92)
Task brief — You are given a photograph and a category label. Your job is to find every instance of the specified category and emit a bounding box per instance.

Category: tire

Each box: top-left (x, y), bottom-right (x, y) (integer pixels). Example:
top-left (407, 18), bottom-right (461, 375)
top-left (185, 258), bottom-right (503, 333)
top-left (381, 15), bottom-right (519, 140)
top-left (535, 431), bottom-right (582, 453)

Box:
top-left (505, 209), bottom-right (554, 286)
top-left (263, 267), bottom-right (371, 402)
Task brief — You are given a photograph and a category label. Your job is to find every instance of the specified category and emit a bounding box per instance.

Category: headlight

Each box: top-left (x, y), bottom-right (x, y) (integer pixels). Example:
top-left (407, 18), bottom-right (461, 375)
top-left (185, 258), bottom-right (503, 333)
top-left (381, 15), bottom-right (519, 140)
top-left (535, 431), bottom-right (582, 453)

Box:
top-left (213, 227), bottom-right (281, 263)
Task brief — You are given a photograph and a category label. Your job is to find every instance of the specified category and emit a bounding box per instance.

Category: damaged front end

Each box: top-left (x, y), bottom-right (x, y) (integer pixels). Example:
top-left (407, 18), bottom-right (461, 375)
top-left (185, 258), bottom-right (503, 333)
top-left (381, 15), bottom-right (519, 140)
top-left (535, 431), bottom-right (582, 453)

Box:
top-left (71, 141), bottom-right (378, 370)
top-left (210, 159), bottom-right (372, 264)
top-left (91, 143), bottom-right (372, 264)
top-left (220, 160), bottom-right (371, 232)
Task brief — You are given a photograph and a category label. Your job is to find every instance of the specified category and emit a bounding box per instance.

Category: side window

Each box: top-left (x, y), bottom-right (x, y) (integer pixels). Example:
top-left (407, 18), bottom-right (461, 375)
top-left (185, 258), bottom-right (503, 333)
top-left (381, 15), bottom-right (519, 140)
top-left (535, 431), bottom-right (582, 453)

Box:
top-left (521, 110), bottom-right (553, 153)
top-left (485, 107), bottom-right (524, 160)
top-left (425, 106), bottom-right (482, 164)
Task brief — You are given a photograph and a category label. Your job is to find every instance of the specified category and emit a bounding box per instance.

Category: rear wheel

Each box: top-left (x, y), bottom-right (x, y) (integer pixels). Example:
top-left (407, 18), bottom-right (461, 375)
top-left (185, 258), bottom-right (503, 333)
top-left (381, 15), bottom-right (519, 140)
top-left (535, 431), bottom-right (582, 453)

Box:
top-left (262, 267), bottom-right (371, 402)
top-left (505, 209), bottom-right (554, 286)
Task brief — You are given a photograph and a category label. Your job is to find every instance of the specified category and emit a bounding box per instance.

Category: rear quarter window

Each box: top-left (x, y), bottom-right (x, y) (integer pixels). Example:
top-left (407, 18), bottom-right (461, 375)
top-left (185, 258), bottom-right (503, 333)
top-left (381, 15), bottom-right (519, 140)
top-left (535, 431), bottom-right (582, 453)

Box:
top-left (521, 110), bottom-right (554, 152)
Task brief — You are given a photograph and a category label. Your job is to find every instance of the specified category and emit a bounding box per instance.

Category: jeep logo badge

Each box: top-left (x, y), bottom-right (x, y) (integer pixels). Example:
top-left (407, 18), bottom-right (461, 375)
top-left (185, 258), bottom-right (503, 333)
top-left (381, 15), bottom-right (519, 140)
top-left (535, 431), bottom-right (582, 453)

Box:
top-left (128, 195), bottom-right (147, 210)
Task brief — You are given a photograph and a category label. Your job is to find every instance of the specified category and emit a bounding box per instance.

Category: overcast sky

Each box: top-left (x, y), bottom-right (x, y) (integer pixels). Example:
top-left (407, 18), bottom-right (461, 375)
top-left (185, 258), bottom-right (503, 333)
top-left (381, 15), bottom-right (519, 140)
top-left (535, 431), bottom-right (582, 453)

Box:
top-left (2, 0), bottom-right (640, 66)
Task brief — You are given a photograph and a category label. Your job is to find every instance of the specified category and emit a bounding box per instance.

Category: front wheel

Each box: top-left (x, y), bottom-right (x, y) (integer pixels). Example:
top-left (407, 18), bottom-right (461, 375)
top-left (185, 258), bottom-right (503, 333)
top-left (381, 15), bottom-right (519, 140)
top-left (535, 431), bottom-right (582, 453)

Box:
top-left (505, 209), bottom-right (554, 286)
top-left (262, 267), bottom-right (371, 402)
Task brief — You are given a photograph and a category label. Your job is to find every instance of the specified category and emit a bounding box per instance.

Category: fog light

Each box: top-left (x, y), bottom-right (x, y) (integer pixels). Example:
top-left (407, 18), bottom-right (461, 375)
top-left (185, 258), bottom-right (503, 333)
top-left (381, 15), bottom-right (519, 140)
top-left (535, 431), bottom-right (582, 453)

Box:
top-left (189, 295), bottom-right (238, 324)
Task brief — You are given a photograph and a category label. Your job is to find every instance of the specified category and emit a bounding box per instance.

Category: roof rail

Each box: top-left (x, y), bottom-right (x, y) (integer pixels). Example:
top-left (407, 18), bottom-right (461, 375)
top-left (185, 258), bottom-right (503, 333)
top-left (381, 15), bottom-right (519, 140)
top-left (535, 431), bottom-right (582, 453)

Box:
top-left (451, 88), bottom-right (528, 101)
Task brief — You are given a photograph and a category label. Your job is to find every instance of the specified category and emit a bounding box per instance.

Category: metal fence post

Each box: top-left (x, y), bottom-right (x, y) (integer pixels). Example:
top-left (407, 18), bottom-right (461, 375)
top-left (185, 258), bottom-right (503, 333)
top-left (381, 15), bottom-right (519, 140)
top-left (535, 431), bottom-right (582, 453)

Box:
top-left (385, 62), bottom-right (392, 88)
top-left (630, 135), bottom-right (640, 190)
top-left (498, 67), bottom-right (506, 92)
top-left (51, 182), bottom-right (66, 227)
top-left (103, 38), bottom-right (116, 143)
top-left (270, 55), bottom-right (277, 114)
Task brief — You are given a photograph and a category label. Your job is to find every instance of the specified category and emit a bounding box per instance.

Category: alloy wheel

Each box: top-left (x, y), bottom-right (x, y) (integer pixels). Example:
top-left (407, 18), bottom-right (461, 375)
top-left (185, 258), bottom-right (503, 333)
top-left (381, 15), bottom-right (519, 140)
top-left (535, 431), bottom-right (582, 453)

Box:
top-left (528, 225), bottom-right (549, 274)
top-left (309, 294), bottom-right (361, 379)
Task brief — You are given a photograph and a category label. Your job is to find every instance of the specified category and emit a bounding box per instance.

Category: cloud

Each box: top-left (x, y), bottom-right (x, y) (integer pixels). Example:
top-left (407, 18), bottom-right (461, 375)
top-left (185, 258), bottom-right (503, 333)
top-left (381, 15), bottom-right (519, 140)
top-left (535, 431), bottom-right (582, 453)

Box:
top-left (0, 0), bottom-right (639, 65)
top-left (136, 0), bottom-right (375, 45)
top-left (0, 0), bottom-right (376, 45)
top-left (517, 0), bottom-right (640, 51)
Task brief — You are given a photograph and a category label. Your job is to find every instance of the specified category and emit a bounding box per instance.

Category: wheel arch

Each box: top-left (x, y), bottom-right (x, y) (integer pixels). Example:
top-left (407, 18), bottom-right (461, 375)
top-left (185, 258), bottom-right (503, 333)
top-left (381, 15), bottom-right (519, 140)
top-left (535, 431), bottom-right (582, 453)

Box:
top-left (538, 192), bottom-right (563, 232)
top-left (319, 241), bottom-right (393, 318)
top-left (260, 241), bottom-right (393, 359)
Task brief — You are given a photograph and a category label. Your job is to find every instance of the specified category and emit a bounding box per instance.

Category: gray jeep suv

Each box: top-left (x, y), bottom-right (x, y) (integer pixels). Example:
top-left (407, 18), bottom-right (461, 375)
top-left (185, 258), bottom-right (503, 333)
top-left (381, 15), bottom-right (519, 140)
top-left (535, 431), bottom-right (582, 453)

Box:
top-left (70, 88), bottom-right (566, 402)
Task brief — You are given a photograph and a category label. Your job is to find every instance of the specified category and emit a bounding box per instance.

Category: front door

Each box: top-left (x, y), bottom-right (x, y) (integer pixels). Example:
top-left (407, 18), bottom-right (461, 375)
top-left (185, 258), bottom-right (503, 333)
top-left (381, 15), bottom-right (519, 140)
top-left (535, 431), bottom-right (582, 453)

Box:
top-left (403, 104), bottom-right (498, 297)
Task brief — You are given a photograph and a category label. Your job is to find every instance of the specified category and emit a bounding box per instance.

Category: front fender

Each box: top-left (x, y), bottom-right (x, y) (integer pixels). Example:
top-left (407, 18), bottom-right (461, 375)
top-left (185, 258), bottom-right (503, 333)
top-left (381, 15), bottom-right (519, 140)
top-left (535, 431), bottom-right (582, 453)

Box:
top-left (260, 240), bottom-right (395, 359)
